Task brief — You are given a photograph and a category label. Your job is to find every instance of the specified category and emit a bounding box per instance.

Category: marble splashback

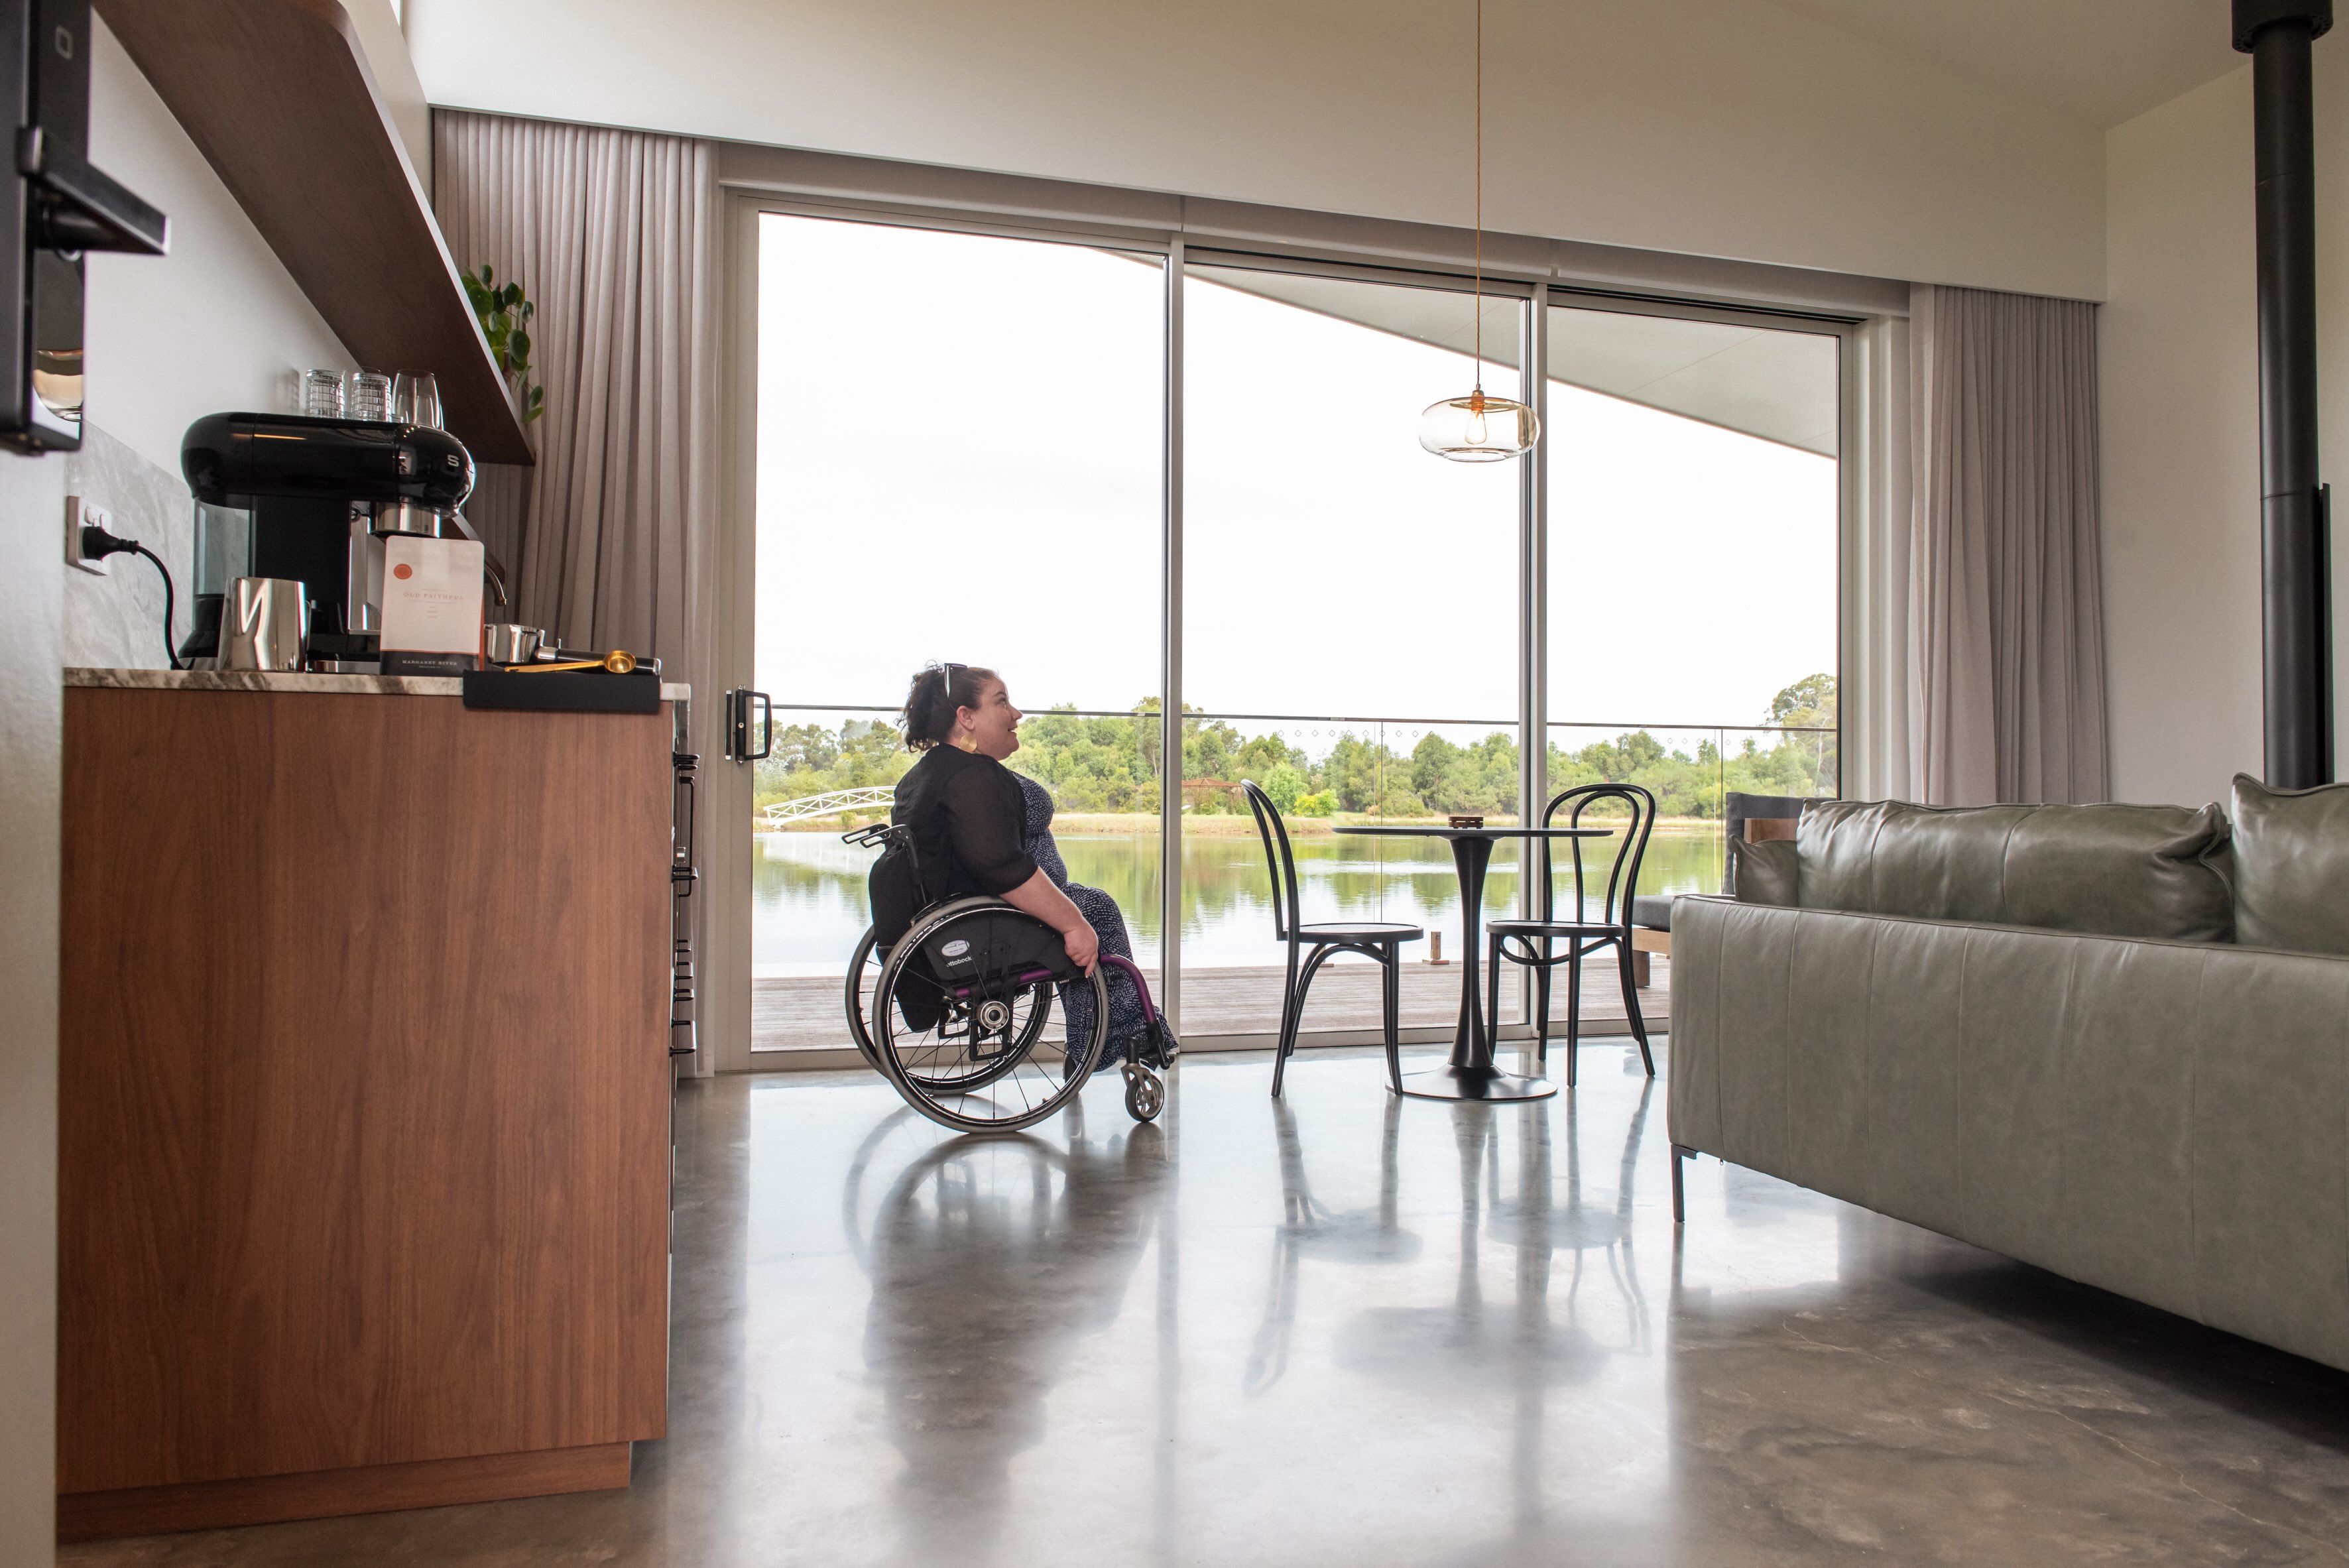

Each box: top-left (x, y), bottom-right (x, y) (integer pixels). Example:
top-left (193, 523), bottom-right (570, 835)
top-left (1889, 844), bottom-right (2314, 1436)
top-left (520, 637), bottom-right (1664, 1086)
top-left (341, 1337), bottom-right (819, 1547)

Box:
top-left (60, 423), bottom-right (194, 672)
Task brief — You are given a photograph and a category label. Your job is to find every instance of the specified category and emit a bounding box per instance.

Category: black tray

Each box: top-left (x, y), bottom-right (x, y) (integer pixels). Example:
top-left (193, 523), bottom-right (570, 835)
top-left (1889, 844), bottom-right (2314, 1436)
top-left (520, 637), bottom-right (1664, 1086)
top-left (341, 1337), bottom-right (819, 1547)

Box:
top-left (461, 668), bottom-right (662, 714)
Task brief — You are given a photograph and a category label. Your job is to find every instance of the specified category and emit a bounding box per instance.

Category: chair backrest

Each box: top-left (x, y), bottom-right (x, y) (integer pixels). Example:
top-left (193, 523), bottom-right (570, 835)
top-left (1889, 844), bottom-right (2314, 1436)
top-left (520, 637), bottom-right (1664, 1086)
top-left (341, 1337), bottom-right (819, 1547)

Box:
top-left (1536, 783), bottom-right (1657, 931)
top-left (1240, 780), bottom-right (1303, 943)
top-left (1721, 790), bottom-right (1809, 892)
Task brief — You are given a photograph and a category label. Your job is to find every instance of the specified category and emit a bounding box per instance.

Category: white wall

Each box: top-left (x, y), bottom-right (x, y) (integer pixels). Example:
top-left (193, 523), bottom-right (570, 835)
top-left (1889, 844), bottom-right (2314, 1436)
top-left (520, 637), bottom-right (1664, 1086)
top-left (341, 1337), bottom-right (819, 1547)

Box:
top-left (84, 15), bottom-right (349, 475)
top-left (345, 0), bottom-right (432, 190)
top-left (2101, 45), bottom-right (2349, 806)
top-left (0, 448), bottom-right (64, 1568)
top-left (403, 0), bottom-right (2108, 301)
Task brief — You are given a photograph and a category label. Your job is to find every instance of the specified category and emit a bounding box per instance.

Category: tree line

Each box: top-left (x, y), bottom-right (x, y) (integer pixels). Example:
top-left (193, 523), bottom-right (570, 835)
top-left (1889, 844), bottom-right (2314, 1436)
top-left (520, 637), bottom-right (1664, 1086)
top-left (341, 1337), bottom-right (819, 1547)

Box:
top-left (756, 675), bottom-right (1837, 821)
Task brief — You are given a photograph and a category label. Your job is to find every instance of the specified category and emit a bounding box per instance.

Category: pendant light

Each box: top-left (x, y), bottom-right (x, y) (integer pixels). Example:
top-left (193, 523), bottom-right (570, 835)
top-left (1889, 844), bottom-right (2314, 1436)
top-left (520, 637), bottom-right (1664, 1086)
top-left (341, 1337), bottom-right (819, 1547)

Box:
top-left (1419, 0), bottom-right (1538, 462)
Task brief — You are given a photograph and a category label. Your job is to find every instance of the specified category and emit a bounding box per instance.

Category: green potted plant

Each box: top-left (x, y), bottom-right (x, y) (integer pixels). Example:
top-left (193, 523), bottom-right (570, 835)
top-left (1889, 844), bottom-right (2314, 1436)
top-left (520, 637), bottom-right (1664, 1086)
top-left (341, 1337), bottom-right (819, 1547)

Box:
top-left (461, 265), bottom-right (546, 424)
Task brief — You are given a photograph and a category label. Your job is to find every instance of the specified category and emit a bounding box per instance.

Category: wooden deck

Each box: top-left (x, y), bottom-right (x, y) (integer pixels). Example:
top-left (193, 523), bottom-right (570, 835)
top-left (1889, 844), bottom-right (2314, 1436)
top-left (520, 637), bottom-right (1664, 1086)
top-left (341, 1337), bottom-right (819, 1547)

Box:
top-left (753, 951), bottom-right (1667, 1053)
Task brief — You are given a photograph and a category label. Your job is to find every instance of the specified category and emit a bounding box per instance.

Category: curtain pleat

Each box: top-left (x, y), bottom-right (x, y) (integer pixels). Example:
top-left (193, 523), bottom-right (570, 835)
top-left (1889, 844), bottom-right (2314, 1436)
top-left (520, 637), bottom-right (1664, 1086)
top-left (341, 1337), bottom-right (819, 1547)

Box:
top-left (429, 110), bottom-right (720, 768)
top-left (1909, 284), bottom-right (2109, 805)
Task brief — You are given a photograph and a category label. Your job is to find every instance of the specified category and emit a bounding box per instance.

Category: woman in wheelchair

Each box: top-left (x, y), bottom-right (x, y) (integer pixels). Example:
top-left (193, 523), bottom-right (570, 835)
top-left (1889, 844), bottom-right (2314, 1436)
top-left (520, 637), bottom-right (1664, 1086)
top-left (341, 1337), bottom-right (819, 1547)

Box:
top-left (894, 662), bottom-right (1177, 1073)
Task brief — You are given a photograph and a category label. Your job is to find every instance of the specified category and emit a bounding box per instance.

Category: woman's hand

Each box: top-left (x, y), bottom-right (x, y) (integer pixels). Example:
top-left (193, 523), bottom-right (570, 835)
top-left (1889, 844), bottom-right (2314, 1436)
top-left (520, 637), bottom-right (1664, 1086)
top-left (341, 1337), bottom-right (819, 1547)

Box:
top-left (1058, 918), bottom-right (1099, 975)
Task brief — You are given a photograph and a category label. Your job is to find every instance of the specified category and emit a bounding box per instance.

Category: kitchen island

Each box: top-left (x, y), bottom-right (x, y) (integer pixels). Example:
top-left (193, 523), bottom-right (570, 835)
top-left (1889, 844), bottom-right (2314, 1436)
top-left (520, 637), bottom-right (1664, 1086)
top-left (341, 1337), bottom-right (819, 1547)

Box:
top-left (56, 670), bottom-right (680, 1539)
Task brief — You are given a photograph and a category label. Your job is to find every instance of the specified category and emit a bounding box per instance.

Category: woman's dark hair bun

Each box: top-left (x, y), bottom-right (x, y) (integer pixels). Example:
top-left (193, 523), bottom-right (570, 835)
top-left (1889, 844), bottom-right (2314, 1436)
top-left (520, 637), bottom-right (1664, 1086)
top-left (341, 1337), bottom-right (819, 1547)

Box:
top-left (900, 662), bottom-right (997, 751)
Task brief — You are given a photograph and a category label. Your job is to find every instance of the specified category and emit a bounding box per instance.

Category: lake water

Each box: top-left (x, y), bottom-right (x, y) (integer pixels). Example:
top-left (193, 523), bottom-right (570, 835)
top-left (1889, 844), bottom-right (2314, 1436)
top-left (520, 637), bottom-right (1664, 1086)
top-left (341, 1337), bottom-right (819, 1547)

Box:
top-left (752, 823), bottom-right (1726, 977)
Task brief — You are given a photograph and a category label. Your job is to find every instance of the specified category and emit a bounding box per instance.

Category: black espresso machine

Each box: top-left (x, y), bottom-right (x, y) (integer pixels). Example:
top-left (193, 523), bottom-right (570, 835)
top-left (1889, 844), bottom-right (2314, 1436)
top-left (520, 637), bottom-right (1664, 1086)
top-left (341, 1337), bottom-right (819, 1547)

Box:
top-left (178, 412), bottom-right (478, 668)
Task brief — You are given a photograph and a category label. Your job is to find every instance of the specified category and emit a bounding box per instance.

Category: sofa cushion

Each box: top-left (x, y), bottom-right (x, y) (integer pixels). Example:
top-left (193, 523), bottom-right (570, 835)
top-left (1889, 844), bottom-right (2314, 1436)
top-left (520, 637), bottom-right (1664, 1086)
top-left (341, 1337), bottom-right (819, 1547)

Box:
top-left (1728, 837), bottom-right (1799, 907)
top-left (1797, 798), bottom-right (2233, 943)
top-left (2230, 774), bottom-right (2349, 955)
top-left (1631, 894), bottom-right (1675, 931)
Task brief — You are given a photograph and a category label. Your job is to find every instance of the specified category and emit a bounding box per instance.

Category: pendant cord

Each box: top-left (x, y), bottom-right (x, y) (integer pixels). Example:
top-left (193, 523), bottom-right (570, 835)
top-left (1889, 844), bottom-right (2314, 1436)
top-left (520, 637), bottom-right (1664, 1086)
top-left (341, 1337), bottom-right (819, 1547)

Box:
top-left (1472, 0), bottom-right (1483, 398)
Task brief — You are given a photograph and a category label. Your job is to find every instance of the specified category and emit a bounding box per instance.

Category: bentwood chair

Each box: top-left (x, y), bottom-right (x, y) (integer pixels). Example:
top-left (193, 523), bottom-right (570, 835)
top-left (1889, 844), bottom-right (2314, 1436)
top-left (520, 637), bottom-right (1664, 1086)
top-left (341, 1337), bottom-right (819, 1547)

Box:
top-left (1240, 782), bottom-right (1425, 1097)
top-left (1484, 783), bottom-right (1657, 1087)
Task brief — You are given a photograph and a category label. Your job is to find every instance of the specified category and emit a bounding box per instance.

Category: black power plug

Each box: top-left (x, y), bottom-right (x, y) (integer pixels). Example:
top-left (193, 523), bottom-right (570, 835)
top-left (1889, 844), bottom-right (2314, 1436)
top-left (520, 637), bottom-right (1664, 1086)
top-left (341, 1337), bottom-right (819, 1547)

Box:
top-left (79, 522), bottom-right (184, 670)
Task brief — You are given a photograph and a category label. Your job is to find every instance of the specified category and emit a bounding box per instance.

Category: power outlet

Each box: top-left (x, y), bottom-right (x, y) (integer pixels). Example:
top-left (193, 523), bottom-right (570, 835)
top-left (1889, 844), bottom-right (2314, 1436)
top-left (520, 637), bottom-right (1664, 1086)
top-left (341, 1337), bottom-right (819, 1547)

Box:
top-left (64, 495), bottom-right (113, 574)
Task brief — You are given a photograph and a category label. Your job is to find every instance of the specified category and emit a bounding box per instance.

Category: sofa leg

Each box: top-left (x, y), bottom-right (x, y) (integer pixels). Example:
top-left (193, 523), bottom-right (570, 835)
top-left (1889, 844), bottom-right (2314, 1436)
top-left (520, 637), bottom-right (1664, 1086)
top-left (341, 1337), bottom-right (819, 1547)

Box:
top-left (1631, 949), bottom-right (1652, 989)
top-left (1670, 1143), bottom-right (1695, 1225)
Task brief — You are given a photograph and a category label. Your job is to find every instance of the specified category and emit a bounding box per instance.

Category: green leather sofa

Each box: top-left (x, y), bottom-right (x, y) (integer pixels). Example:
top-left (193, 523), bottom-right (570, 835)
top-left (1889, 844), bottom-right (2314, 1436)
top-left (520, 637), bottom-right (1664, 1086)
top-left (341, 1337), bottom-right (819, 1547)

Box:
top-left (1666, 777), bottom-right (2349, 1372)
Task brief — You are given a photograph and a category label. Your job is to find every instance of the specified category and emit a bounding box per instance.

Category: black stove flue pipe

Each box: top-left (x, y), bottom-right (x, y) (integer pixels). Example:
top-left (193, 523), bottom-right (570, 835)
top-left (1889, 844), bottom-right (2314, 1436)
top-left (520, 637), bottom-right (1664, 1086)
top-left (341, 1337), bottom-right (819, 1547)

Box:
top-left (2235, 0), bottom-right (2335, 787)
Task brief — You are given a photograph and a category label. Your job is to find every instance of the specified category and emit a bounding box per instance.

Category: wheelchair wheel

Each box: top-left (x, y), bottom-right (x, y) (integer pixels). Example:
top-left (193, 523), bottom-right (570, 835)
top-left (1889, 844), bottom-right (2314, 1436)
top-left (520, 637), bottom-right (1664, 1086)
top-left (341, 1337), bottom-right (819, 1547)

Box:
top-left (1122, 1063), bottom-right (1164, 1123)
top-left (841, 930), bottom-right (883, 1065)
top-left (845, 926), bottom-right (882, 1065)
top-left (873, 898), bottom-right (1108, 1133)
top-left (851, 920), bottom-right (1052, 1093)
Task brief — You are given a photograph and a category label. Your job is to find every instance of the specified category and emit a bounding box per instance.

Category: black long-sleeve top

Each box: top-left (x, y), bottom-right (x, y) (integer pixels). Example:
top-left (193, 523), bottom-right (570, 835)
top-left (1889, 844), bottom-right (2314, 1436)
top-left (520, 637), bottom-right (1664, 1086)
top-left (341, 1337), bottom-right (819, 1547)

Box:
top-left (892, 746), bottom-right (1040, 900)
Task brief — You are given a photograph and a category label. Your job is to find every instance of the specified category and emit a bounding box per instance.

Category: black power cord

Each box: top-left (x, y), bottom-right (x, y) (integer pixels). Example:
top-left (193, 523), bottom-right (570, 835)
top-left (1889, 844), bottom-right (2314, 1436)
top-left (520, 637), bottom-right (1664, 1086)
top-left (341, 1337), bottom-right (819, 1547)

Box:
top-left (79, 524), bottom-right (184, 670)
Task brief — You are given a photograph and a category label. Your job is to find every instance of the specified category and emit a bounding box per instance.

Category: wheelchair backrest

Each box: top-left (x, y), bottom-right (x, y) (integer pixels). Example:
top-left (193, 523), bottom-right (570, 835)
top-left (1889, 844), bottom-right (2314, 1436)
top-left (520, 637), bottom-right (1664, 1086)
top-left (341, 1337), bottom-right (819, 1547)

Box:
top-left (849, 822), bottom-right (930, 947)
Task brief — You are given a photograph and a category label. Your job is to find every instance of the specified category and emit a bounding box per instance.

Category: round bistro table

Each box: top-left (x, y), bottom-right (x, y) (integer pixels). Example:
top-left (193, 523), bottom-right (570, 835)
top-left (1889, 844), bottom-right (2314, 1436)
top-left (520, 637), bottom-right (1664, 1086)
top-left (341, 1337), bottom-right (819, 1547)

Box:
top-left (1333, 824), bottom-right (1614, 1102)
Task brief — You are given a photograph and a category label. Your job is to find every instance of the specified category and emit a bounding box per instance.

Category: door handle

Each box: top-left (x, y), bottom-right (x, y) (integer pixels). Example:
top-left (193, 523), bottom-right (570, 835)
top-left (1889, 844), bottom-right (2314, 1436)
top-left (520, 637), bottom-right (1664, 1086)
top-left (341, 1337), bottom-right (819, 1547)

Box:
top-left (726, 689), bottom-right (772, 760)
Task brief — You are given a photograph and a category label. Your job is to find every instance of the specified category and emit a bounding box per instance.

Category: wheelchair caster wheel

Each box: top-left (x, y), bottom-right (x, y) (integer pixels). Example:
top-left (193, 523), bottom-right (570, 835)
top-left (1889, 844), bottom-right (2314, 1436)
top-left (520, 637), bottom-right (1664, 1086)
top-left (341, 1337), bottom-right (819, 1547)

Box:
top-left (1122, 1062), bottom-right (1164, 1122)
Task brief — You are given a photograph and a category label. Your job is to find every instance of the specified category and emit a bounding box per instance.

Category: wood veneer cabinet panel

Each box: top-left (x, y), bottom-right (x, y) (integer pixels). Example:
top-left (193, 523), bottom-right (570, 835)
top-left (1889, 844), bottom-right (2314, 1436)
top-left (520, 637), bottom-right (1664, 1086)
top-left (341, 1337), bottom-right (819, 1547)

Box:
top-left (58, 690), bottom-right (668, 1496)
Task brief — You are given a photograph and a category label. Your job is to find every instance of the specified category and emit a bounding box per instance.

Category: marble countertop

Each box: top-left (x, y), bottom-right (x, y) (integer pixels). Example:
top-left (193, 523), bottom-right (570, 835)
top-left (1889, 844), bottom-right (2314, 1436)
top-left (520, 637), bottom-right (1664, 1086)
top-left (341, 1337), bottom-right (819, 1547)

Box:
top-left (68, 668), bottom-right (690, 701)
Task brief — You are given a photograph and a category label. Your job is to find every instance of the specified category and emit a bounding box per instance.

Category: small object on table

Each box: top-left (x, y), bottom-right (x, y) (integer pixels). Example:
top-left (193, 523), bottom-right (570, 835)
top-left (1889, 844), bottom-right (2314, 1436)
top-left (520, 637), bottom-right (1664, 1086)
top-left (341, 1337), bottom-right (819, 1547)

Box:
top-left (1334, 821), bottom-right (1614, 1103)
top-left (483, 623), bottom-right (542, 666)
top-left (511, 649), bottom-right (637, 674)
top-left (378, 535), bottom-right (485, 676)
top-left (1449, 814), bottom-right (1484, 829)
top-left (461, 663), bottom-right (660, 713)
top-left (300, 368), bottom-right (344, 418)
top-left (345, 369), bottom-right (392, 422)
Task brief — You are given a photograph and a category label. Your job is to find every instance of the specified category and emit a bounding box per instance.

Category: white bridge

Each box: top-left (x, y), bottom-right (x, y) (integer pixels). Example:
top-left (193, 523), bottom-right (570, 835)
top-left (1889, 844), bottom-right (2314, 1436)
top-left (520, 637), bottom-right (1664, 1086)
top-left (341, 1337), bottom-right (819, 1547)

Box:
top-left (761, 787), bottom-right (894, 826)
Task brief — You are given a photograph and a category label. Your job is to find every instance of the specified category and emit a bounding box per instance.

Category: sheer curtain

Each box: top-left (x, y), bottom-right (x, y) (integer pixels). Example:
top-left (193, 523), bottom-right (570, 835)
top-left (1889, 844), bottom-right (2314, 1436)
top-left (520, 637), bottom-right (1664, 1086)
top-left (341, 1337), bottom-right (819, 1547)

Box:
top-left (431, 109), bottom-right (721, 757)
top-left (1909, 284), bottom-right (2110, 805)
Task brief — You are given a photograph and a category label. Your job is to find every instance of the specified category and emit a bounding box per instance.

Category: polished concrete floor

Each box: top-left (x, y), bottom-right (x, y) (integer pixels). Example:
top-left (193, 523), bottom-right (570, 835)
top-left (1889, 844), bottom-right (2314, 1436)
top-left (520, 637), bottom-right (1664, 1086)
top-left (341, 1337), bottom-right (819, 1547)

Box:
top-left (68, 1043), bottom-right (2349, 1566)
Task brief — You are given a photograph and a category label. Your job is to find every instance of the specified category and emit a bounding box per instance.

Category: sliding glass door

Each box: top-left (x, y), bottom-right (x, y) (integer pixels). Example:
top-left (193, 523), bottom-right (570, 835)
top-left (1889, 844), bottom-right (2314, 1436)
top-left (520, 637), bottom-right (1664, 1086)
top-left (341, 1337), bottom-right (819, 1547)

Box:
top-left (739, 203), bottom-right (1849, 1055)
top-left (1542, 302), bottom-right (1840, 1032)
top-left (1181, 261), bottom-right (1525, 1040)
top-left (750, 214), bottom-right (1164, 1054)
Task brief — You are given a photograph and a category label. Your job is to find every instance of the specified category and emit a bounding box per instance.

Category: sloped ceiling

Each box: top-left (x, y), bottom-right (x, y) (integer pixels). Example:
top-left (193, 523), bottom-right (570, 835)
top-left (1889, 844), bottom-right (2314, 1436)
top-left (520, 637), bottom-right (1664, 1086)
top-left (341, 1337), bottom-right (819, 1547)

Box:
top-left (1193, 266), bottom-right (1838, 456)
top-left (1765, 0), bottom-right (2243, 129)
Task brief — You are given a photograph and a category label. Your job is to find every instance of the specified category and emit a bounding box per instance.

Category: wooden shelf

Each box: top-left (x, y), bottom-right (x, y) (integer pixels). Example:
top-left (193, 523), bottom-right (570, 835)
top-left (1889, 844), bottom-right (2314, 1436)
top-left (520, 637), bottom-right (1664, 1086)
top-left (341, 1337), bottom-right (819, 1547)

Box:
top-left (96, 0), bottom-right (534, 465)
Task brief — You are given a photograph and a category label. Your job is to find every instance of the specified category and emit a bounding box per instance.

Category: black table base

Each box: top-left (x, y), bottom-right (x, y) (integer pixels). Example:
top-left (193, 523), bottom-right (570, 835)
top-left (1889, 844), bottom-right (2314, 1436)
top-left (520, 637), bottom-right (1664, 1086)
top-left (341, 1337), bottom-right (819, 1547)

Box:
top-left (1399, 1063), bottom-right (1558, 1102)
top-left (1402, 829), bottom-right (1555, 1102)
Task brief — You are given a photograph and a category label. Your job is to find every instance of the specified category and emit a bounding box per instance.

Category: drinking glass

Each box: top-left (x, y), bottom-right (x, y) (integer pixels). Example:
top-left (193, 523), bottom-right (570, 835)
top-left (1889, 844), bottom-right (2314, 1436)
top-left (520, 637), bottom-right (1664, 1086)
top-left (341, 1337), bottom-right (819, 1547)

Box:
top-left (392, 371), bottom-right (442, 429)
top-left (345, 370), bottom-right (392, 422)
top-left (302, 369), bottom-right (345, 418)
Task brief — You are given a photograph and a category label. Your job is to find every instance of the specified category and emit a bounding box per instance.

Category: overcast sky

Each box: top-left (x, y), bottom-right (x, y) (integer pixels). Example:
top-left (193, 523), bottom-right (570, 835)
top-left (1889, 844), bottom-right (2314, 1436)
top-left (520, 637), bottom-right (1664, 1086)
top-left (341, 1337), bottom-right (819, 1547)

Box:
top-left (754, 215), bottom-right (1837, 747)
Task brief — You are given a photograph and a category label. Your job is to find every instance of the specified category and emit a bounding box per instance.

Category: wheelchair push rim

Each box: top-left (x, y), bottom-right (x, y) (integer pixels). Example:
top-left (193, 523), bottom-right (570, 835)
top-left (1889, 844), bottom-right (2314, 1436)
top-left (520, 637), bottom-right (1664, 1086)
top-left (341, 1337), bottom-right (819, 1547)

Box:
top-left (849, 922), bottom-right (1051, 1093)
top-left (872, 898), bottom-right (1107, 1132)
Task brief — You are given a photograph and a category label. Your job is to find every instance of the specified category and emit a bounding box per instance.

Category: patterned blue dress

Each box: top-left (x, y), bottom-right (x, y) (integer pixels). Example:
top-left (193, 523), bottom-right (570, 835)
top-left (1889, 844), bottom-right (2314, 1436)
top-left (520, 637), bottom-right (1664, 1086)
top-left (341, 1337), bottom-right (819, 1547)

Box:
top-left (1014, 774), bottom-right (1170, 1069)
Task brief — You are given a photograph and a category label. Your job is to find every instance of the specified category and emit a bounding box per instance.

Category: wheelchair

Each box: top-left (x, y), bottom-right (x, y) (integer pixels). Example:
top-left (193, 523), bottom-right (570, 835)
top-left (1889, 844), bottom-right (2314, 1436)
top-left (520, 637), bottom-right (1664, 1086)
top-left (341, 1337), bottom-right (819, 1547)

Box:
top-left (842, 823), bottom-right (1170, 1132)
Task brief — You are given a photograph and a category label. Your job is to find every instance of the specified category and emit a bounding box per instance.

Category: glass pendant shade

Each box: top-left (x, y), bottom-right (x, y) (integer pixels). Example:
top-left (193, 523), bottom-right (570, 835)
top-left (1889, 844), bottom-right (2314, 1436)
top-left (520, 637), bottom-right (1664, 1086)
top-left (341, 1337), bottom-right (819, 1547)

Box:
top-left (1418, 389), bottom-right (1539, 461)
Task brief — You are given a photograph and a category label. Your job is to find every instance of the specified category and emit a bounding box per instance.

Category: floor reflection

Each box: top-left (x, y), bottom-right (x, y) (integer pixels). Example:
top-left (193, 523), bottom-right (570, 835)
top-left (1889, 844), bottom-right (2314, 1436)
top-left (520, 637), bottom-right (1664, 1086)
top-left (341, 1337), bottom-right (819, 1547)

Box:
top-left (1248, 1095), bottom-right (1419, 1394)
top-left (62, 1048), bottom-right (2349, 1568)
top-left (849, 1102), bottom-right (1170, 1559)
